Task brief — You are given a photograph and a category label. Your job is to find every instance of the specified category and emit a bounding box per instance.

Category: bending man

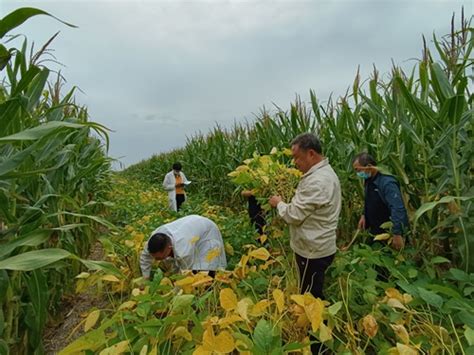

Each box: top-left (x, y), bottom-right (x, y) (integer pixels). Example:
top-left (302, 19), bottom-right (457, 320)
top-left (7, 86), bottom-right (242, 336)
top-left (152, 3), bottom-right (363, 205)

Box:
top-left (140, 215), bottom-right (227, 279)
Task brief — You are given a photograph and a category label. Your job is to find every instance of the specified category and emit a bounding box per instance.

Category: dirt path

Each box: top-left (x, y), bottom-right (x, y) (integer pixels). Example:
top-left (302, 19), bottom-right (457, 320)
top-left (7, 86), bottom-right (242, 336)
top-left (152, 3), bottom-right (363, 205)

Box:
top-left (43, 243), bottom-right (109, 354)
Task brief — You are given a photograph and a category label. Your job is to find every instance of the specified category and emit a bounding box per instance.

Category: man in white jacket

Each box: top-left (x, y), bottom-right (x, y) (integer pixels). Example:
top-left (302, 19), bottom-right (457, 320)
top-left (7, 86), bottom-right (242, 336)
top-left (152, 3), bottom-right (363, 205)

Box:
top-left (140, 215), bottom-right (227, 279)
top-left (162, 162), bottom-right (190, 212)
top-left (269, 133), bottom-right (341, 300)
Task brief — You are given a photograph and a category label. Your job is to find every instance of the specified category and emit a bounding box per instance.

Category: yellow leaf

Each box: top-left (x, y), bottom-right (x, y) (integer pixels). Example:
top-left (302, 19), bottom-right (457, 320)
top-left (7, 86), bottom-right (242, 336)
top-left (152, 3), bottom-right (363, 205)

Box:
top-left (131, 288), bottom-right (143, 297)
top-left (387, 298), bottom-right (409, 311)
top-left (259, 234), bottom-right (268, 244)
top-left (118, 301), bottom-right (136, 310)
top-left (250, 299), bottom-right (271, 317)
top-left (290, 294), bottom-right (305, 307)
top-left (305, 298), bottom-right (324, 332)
top-left (239, 254), bottom-right (250, 268)
top-left (124, 240), bottom-right (135, 248)
top-left (99, 340), bottom-right (129, 355)
top-left (139, 345), bottom-right (148, 355)
top-left (225, 242), bottom-right (234, 256)
top-left (193, 346), bottom-right (211, 355)
top-left (75, 272), bottom-right (90, 279)
top-left (283, 148), bottom-right (292, 156)
top-left (391, 324), bottom-right (410, 345)
top-left (101, 274), bottom-right (120, 282)
top-left (272, 289), bottom-right (285, 313)
top-left (319, 323), bottom-right (332, 342)
top-left (374, 233), bottom-right (391, 241)
top-left (403, 293), bottom-right (413, 304)
top-left (396, 343), bottom-right (419, 355)
top-left (237, 298), bottom-right (253, 321)
top-left (270, 147), bottom-right (278, 155)
top-left (362, 314), bottom-right (378, 338)
top-left (175, 276), bottom-right (196, 287)
top-left (249, 247), bottom-right (270, 261)
top-left (220, 288), bottom-right (238, 311)
top-left (192, 275), bottom-right (213, 287)
top-left (213, 331), bottom-right (235, 353)
top-left (205, 247), bottom-right (221, 262)
top-left (385, 288), bottom-right (404, 302)
top-left (218, 314), bottom-right (243, 328)
top-left (84, 310), bottom-right (100, 332)
top-left (173, 326), bottom-right (192, 341)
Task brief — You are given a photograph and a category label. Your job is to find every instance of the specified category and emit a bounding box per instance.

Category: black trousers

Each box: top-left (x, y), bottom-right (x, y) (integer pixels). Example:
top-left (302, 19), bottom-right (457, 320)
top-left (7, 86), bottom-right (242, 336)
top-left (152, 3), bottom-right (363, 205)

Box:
top-left (295, 253), bottom-right (335, 300)
top-left (296, 253), bottom-right (335, 354)
top-left (248, 196), bottom-right (266, 234)
top-left (176, 194), bottom-right (185, 211)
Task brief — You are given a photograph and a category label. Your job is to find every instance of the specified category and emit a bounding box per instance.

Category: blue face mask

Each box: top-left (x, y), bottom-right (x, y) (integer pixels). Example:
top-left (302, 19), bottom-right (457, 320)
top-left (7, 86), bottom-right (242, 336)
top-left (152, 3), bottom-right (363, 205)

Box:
top-left (356, 171), bottom-right (371, 180)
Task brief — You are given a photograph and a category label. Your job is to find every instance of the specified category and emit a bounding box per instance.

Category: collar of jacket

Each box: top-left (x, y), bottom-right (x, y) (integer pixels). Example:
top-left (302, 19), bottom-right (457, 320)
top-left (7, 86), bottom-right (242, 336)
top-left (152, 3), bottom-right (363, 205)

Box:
top-left (302, 158), bottom-right (329, 178)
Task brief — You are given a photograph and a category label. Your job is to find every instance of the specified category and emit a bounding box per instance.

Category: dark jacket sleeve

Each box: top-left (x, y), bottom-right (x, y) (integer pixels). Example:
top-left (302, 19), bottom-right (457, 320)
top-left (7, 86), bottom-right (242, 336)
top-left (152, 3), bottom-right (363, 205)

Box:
top-left (378, 176), bottom-right (409, 235)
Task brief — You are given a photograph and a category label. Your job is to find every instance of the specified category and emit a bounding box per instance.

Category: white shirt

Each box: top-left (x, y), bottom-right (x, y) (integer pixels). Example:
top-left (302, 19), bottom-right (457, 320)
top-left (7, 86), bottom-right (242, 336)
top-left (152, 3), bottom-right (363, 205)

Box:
top-left (140, 215), bottom-right (227, 278)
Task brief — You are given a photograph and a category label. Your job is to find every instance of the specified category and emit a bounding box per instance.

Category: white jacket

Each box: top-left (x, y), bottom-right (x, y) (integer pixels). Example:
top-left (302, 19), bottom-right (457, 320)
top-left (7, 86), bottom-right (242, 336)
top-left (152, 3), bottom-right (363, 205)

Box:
top-left (162, 170), bottom-right (189, 211)
top-left (140, 215), bottom-right (227, 278)
top-left (277, 158), bottom-right (341, 259)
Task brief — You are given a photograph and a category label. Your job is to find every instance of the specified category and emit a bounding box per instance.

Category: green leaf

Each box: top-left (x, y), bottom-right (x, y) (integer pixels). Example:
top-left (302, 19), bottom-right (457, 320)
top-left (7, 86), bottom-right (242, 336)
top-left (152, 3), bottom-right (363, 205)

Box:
top-left (430, 256), bottom-right (451, 264)
top-left (24, 270), bottom-right (48, 348)
top-left (78, 259), bottom-right (123, 279)
top-left (327, 301), bottom-right (342, 316)
top-left (417, 287), bottom-right (444, 308)
top-left (0, 7), bottom-right (77, 39)
top-left (0, 44), bottom-right (11, 71)
top-left (449, 268), bottom-right (470, 282)
top-left (465, 326), bottom-right (474, 346)
top-left (282, 342), bottom-right (306, 351)
top-left (0, 230), bottom-right (51, 260)
top-left (425, 284), bottom-right (461, 299)
top-left (413, 195), bottom-right (473, 227)
top-left (170, 294), bottom-right (194, 313)
top-left (253, 319), bottom-right (274, 354)
top-left (0, 121), bottom-right (85, 143)
top-left (0, 248), bottom-right (71, 271)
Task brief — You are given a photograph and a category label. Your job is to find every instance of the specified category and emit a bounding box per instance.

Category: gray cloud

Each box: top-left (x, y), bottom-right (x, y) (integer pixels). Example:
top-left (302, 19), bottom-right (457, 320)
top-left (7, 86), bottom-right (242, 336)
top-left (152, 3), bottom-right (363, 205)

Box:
top-left (2, 0), bottom-right (472, 167)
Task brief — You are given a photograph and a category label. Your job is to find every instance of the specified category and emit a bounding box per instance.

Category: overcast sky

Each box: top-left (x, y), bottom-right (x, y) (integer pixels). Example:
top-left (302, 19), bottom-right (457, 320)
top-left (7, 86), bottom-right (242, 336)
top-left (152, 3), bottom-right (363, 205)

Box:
top-left (2, 0), bottom-right (472, 168)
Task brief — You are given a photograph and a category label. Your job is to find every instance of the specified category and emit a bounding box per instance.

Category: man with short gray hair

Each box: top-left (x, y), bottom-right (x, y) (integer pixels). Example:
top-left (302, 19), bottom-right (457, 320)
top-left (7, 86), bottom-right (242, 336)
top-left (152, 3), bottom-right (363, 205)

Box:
top-left (269, 133), bottom-right (341, 300)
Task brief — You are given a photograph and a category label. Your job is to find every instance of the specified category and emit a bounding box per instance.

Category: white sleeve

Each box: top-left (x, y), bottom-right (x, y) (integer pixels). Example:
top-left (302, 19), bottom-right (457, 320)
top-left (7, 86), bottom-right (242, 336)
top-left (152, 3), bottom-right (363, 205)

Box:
top-left (139, 246), bottom-right (154, 278)
top-left (162, 173), bottom-right (175, 191)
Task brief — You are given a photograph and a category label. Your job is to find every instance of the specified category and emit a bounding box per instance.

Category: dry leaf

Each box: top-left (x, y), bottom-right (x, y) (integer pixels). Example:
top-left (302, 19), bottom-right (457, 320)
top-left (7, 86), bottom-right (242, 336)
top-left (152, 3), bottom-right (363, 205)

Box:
top-left (249, 247), bottom-right (270, 261)
top-left (362, 314), bottom-right (378, 338)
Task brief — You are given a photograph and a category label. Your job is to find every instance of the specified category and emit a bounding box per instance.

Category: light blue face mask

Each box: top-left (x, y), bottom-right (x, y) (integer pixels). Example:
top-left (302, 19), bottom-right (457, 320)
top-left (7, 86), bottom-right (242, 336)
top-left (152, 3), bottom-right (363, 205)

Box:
top-left (356, 171), bottom-right (371, 180)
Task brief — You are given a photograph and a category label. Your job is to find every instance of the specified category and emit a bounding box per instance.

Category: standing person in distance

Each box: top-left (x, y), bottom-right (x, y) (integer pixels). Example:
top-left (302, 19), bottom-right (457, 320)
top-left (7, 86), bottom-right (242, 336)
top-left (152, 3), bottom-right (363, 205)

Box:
top-left (163, 162), bottom-right (190, 212)
top-left (352, 152), bottom-right (409, 250)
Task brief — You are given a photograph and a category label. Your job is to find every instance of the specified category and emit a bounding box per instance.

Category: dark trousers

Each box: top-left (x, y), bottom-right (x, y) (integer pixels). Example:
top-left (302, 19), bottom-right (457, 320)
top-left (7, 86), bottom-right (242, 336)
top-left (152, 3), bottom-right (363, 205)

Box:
top-left (295, 253), bottom-right (335, 299)
top-left (248, 196), bottom-right (266, 234)
top-left (176, 194), bottom-right (185, 211)
top-left (296, 253), bottom-right (335, 354)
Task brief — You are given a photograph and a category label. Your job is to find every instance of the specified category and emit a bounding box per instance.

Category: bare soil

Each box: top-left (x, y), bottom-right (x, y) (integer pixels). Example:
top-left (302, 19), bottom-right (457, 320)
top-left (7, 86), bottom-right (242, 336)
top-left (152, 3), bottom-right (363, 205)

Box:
top-left (43, 243), bottom-right (109, 355)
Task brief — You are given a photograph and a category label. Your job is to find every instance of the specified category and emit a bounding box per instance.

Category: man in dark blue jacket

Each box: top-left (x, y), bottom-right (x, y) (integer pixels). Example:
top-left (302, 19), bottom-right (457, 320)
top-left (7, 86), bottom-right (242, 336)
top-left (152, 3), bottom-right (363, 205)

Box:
top-left (353, 152), bottom-right (409, 250)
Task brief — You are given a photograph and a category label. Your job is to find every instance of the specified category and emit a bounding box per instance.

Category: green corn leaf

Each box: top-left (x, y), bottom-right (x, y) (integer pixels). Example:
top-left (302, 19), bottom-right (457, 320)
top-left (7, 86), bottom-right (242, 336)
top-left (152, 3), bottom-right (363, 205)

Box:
top-left (0, 7), bottom-right (76, 39)
top-left (0, 248), bottom-right (71, 271)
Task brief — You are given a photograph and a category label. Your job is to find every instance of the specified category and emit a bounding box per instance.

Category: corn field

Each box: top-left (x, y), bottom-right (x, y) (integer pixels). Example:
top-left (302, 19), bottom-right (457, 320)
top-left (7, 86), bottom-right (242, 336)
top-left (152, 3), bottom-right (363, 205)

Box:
top-left (1, 6), bottom-right (473, 355)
